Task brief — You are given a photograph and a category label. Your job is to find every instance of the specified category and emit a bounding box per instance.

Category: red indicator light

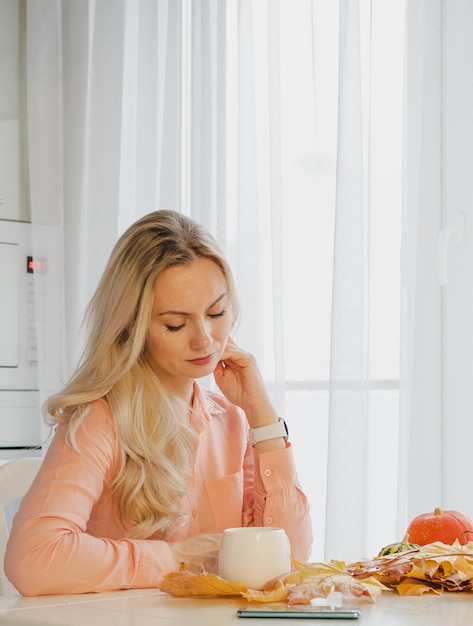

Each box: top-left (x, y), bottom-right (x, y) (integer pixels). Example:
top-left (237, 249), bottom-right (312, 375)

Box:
top-left (26, 256), bottom-right (47, 274)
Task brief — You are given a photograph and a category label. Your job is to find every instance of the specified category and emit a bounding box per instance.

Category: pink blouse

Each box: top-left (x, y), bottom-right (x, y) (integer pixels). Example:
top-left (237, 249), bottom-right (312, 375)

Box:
top-left (5, 383), bottom-right (312, 595)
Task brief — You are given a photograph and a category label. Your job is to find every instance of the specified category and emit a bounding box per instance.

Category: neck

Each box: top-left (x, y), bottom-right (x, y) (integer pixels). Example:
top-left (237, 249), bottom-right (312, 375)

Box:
top-left (167, 377), bottom-right (195, 406)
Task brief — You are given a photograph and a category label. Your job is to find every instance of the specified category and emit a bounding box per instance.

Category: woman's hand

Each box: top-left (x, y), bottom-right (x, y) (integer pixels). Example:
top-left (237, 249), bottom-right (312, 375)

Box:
top-left (169, 533), bottom-right (222, 574)
top-left (213, 337), bottom-right (278, 428)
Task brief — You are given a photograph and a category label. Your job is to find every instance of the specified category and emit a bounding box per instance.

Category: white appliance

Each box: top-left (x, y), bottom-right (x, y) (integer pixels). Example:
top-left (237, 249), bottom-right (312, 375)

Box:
top-left (0, 220), bottom-right (43, 458)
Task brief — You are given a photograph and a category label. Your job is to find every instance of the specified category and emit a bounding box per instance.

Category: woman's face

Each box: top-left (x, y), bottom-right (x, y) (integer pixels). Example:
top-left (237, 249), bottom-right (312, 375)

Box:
top-left (146, 258), bottom-right (232, 396)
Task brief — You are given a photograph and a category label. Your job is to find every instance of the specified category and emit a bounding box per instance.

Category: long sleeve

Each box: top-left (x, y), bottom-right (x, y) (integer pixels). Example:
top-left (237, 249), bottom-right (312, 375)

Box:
top-left (4, 401), bottom-right (176, 596)
top-left (251, 443), bottom-right (313, 561)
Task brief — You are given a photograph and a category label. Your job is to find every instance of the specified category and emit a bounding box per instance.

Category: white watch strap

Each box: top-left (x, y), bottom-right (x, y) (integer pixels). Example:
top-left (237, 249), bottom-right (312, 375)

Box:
top-left (249, 418), bottom-right (288, 445)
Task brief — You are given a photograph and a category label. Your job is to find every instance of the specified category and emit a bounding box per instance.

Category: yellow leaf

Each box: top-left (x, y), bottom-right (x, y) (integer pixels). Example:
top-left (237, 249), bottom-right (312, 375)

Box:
top-left (347, 541), bottom-right (473, 594)
top-left (395, 579), bottom-right (443, 596)
top-left (158, 570), bottom-right (248, 597)
top-left (449, 556), bottom-right (473, 581)
top-left (242, 580), bottom-right (289, 603)
top-left (266, 560), bottom-right (350, 588)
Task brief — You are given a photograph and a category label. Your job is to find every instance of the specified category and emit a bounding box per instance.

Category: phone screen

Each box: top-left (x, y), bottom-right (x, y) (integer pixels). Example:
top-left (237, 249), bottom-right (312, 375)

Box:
top-left (236, 605), bottom-right (361, 619)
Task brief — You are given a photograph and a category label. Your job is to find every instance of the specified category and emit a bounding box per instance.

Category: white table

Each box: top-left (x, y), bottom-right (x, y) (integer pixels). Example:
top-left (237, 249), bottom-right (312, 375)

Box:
top-left (1, 589), bottom-right (473, 625)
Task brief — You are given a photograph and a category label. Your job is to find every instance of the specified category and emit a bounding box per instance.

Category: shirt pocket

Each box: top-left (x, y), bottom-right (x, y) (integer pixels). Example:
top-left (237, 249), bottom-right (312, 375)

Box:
top-left (205, 470), bottom-right (244, 531)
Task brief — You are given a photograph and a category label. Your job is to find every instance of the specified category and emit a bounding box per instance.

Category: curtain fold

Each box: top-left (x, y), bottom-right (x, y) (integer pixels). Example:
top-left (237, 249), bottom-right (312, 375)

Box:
top-left (267, 0), bottom-right (286, 412)
top-left (235, 0), bottom-right (263, 366)
top-left (399, 0), bottom-right (443, 528)
top-left (62, 0), bottom-right (128, 367)
top-left (325, 0), bottom-right (367, 563)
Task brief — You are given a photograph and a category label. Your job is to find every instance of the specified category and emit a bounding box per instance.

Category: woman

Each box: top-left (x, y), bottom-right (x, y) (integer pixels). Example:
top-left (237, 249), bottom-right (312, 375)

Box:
top-left (5, 210), bottom-right (312, 595)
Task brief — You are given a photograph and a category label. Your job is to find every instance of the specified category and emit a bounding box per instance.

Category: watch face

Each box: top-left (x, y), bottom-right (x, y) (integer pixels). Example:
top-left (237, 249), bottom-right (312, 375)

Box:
top-left (279, 418), bottom-right (289, 439)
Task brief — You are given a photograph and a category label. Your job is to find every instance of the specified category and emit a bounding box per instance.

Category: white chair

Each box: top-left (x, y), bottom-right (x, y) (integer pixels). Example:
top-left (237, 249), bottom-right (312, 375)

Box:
top-left (0, 457), bottom-right (43, 596)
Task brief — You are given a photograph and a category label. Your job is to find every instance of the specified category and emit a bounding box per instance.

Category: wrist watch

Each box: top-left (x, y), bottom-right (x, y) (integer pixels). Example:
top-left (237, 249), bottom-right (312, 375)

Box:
top-left (249, 417), bottom-right (289, 445)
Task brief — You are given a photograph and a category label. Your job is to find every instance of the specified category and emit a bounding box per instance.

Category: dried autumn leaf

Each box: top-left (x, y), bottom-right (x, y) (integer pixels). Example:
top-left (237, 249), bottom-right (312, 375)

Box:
top-left (267, 560), bottom-right (386, 605)
top-left (347, 540), bottom-right (473, 595)
top-left (158, 569), bottom-right (288, 603)
top-left (450, 555), bottom-right (473, 582)
top-left (158, 569), bottom-right (248, 597)
top-left (242, 580), bottom-right (289, 603)
top-left (396, 578), bottom-right (443, 596)
top-left (287, 573), bottom-right (385, 605)
top-left (264, 561), bottom-right (348, 589)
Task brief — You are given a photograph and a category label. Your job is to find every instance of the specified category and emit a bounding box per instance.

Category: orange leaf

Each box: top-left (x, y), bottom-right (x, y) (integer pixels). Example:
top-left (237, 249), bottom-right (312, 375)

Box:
top-left (158, 570), bottom-right (248, 597)
top-left (348, 541), bottom-right (473, 595)
top-left (395, 579), bottom-right (443, 596)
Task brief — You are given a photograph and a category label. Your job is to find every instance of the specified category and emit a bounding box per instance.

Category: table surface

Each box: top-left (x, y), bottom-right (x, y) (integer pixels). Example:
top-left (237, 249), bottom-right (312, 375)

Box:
top-left (1, 589), bottom-right (473, 625)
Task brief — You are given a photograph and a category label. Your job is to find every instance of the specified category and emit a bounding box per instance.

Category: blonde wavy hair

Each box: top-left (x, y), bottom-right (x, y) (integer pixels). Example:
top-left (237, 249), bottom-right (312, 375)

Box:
top-left (44, 210), bottom-right (239, 539)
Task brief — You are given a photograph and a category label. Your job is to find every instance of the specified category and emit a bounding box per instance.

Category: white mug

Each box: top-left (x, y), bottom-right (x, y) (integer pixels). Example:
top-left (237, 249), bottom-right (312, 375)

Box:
top-left (218, 527), bottom-right (291, 590)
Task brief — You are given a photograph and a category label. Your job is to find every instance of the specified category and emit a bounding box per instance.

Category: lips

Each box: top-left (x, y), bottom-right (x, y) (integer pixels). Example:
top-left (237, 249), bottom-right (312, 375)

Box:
top-left (187, 353), bottom-right (215, 366)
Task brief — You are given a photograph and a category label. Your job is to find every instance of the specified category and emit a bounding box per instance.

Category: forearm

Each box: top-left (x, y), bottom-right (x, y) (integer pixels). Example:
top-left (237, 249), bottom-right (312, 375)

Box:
top-left (5, 519), bottom-right (175, 596)
top-left (244, 400), bottom-right (287, 452)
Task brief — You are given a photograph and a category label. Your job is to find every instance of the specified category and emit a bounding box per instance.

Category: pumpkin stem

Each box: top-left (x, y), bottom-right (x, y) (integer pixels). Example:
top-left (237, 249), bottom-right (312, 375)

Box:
top-left (434, 507), bottom-right (443, 516)
top-left (401, 533), bottom-right (410, 545)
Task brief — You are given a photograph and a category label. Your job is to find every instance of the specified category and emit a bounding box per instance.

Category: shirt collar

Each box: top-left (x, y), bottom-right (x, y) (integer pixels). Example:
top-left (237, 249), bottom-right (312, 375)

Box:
top-left (190, 380), bottom-right (226, 434)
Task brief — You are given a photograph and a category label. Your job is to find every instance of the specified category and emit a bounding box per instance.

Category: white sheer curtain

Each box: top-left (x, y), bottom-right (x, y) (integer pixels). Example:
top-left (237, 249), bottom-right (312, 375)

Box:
top-left (402, 0), bottom-right (473, 527)
top-left (26, 0), bottom-right (412, 563)
top-left (27, 0), bottom-right (183, 376)
top-left (229, 0), bottom-right (404, 561)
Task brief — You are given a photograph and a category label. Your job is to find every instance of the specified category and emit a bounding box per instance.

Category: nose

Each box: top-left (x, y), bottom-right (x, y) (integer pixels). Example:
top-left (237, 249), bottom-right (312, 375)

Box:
top-left (190, 319), bottom-right (212, 351)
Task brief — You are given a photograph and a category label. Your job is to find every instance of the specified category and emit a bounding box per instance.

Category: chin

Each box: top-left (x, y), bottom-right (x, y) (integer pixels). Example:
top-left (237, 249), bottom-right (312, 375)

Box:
top-left (190, 362), bottom-right (217, 379)
top-left (196, 366), bottom-right (216, 379)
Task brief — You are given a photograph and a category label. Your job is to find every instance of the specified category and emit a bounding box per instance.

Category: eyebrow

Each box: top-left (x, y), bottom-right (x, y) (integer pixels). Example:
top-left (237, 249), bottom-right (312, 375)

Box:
top-left (157, 292), bottom-right (228, 317)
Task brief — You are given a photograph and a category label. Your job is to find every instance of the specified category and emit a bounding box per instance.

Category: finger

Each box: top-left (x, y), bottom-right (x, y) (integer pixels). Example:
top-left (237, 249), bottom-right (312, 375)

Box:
top-left (220, 344), bottom-right (252, 367)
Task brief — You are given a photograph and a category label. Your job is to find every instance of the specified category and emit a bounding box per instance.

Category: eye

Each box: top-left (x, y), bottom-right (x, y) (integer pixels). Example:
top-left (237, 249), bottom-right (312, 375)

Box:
top-left (166, 323), bottom-right (185, 332)
top-left (208, 309), bottom-right (227, 319)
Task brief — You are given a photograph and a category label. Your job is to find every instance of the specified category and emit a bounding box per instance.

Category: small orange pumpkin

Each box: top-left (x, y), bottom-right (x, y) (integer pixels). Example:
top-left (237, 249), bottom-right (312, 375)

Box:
top-left (406, 507), bottom-right (473, 545)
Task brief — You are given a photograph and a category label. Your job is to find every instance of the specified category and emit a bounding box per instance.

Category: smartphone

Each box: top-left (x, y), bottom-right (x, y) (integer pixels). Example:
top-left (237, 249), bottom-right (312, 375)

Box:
top-left (236, 605), bottom-right (361, 619)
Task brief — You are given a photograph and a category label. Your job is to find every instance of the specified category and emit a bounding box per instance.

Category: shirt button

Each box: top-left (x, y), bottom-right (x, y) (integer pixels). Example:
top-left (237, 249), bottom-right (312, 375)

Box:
top-left (264, 468), bottom-right (272, 477)
top-left (266, 517), bottom-right (274, 525)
